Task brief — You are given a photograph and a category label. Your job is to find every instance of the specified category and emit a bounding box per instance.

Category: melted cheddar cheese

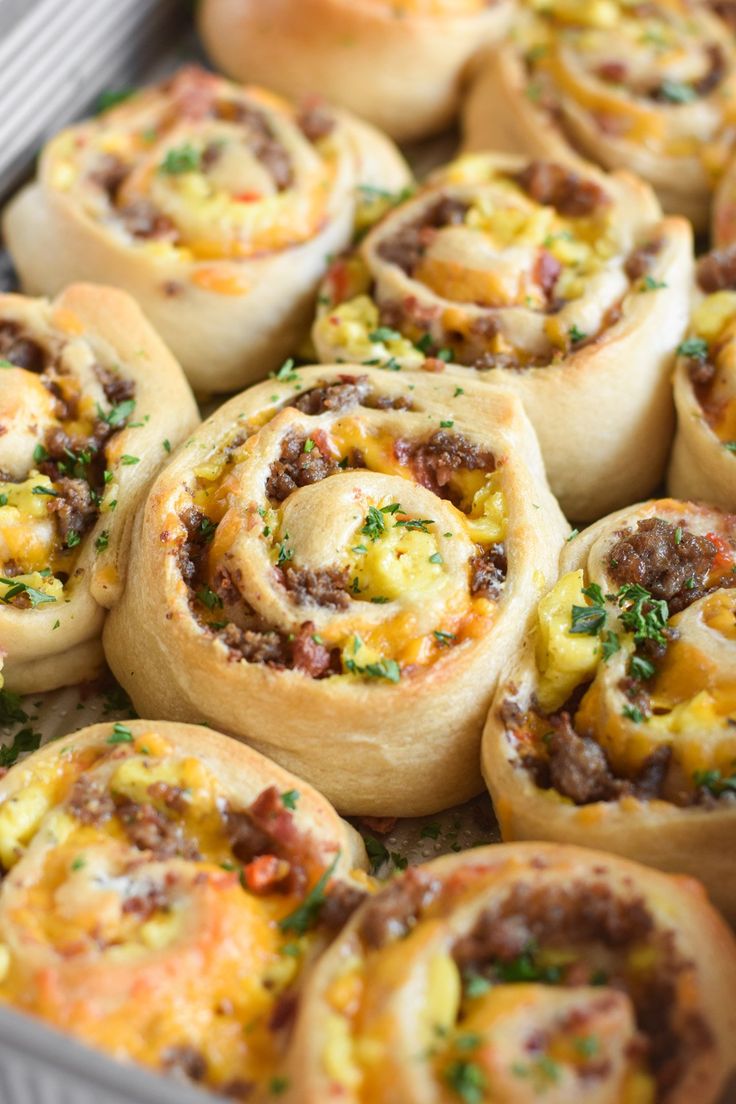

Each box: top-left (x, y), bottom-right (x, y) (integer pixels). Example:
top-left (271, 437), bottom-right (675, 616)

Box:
top-left (535, 570), bottom-right (600, 712)
top-left (0, 727), bottom-right (348, 1097)
top-left (314, 153), bottom-right (629, 372)
top-left (521, 0), bottom-right (736, 164)
top-left (0, 342), bottom-right (134, 609)
top-left (181, 396), bottom-right (505, 683)
top-left (523, 514), bottom-right (736, 799)
top-left (684, 292), bottom-right (736, 448)
top-left (314, 864), bottom-right (669, 1104)
top-left (368, 0), bottom-right (488, 11)
top-left (46, 68), bottom-right (396, 276)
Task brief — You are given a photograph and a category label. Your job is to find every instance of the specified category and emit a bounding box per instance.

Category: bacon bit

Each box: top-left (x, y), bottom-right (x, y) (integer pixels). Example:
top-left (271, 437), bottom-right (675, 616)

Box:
top-left (168, 65), bottom-right (218, 120)
top-left (292, 622), bottom-right (333, 678)
top-left (534, 249), bottom-right (562, 298)
top-left (596, 61), bottom-right (628, 83)
top-left (310, 427), bottom-right (336, 457)
top-left (360, 816), bottom-right (397, 835)
top-left (327, 260), bottom-right (350, 304)
top-left (512, 727), bottom-right (537, 747)
top-left (233, 191), bottom-right (262, 203)
top-left (58, 940), bottom-right (89, 958)
top-left (595, 112), bottom-right (629, 136)
top-left (705, 531), bottom-right (733, 569)
top-left (243, 853), bottom-right (290, 893)
top-left (269, 989), bottom-right (298, 1031)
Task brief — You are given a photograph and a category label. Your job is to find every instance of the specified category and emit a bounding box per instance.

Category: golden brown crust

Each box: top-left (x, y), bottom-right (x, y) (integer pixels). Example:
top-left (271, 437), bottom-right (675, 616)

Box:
top-left (712, 149), bottom-right (736, 246)
top-left (0, 719), bottom-right (367, 1099)
top-left (482, 498), bottom-right (736, 921)
top-left (0, 283), bottom-right (198, 693)
top-left (668, 351), bottom-right (736, 512)
top-left (103, 364), bottom-right (567, 817)
top-left (198, 0), bottom-right (515, 142)
top-left (285, 842), bottom-right (736, 1103)
top-left (2, 67), bottom-right (410, 394)
top-left (0, 719), bottom-right (366, 871)
top-left (312, 151), bottom-right (692, 520)
top-left (463, 2), bottom-right (736, 232)
top-left (667, 264), bottom-right (736, 511)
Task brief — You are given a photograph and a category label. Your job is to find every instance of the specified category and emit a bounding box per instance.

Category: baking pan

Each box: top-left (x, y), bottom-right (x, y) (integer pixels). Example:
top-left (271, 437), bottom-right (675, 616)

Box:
top-left (0, 4), bottom-right (732, 1102)
top-left (0, 0), bottom-right (183, 200)
top-left (0, 1005), bottom-right (210, 1104)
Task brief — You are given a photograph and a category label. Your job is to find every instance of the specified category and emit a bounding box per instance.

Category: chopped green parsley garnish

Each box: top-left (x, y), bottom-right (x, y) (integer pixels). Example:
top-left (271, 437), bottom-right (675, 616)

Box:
top-left (444, 1059), bottom-right (487, 1103)
top-left (280, 789), bottom-right (300, 810)
top-left (693, 769), bottom-right (736, 795)
top-left (0, 578), bottom-right (56, 607)
top-left (197, 586), bottom-right (223, 610)
top-left (160, 143), bottom-right (201, 174)
top-left (345, 657), bottom-right (401, 683)
top-left (640, 275), bottom-right (667, 291)
top-left (107, 723), bottom-right (133, 745)
top-left (0, 727), bottom-right (42, 766)
top-left (99, 398), bottom-right (135, 427)
top-left (658, 79), bottom-right (696, 104)
top-left (677, 337), bottom-right (708, 360)
top-left (369, 326), bottom-right (401, 343)
top-left (278, 853), bottom-right (339, 934)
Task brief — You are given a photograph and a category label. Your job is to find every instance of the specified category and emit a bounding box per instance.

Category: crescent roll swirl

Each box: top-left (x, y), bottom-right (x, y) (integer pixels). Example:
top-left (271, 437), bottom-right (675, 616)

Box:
top-left (483, 498), bottom-right (736, 920)
top-left (313, 152), bottom-right (692, 520)
top-left (0, 284), bottom-right (197, 695)
top-left (284, 843), bottom-right (736, 1104)
top-left (2, 66), bottom-right (410, 395)
top-left (463, 0), bottom-right (736, 232)
top-left (103, 365), bottom-right (567, 817)
top-left (197, 0), bottom-right (515, 144)
top-left (668, 248), bottom-right (736, 510)
top-left (0, 720), bottom-right (368, 1101)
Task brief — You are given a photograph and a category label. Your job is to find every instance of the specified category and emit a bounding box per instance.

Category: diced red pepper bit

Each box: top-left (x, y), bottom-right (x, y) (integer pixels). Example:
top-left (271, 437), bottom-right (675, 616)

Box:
top-left (242, 854), bottom-right (290, 893)
top-left (327, 260), bottom-right (349, 304)
top-left (705, 530), bottom-right (733, 569)
top-left (233, 191), bottom-right (262, 203)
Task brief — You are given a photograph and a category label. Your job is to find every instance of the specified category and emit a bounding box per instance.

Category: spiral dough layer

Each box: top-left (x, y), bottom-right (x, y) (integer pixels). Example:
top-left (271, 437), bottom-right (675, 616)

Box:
top-left (313, 152), bottom-right (691, 519)
top-left (198, 0), bottom-right (515, 143)
top-left (2, 66), bottom-right (410, 394)
top-left (0, 285), bottom-right (197, 693)
top-left (103, 364), bottom-right (567, 816)
top-left (668, 247), bottom-right (736, 510)
top-left (463, 0), bottom-right (736, 232)
top-left (483, 497), bottom-right (736, 920)
top-left (0, 720), bottom-right (368, 1102)
top-left (284, 843), bottom-right (736, 1103)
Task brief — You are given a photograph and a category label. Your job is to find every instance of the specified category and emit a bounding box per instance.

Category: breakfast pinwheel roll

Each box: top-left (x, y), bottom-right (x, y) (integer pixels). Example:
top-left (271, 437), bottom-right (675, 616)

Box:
top-left (463, 0), bottom-right (736, 232)
top-left (284, 843), bottom-right (736, 1104)
top-left (483, 498), bottom-right (736, 920)
top-left (0, 284), bottom-right (197, 695)
top-left (0, 720), bottom-right (368, 1100)
top-left (668, 248), bottom-right (736, 511)
top-left (198, 0), bottom-right (515, 144)
top-left (313, 152), bottom-right (692, 520)
top-left (103, 365), bottom-right (567, 817)
top-left (2, 66), bottom-right (410, 395)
